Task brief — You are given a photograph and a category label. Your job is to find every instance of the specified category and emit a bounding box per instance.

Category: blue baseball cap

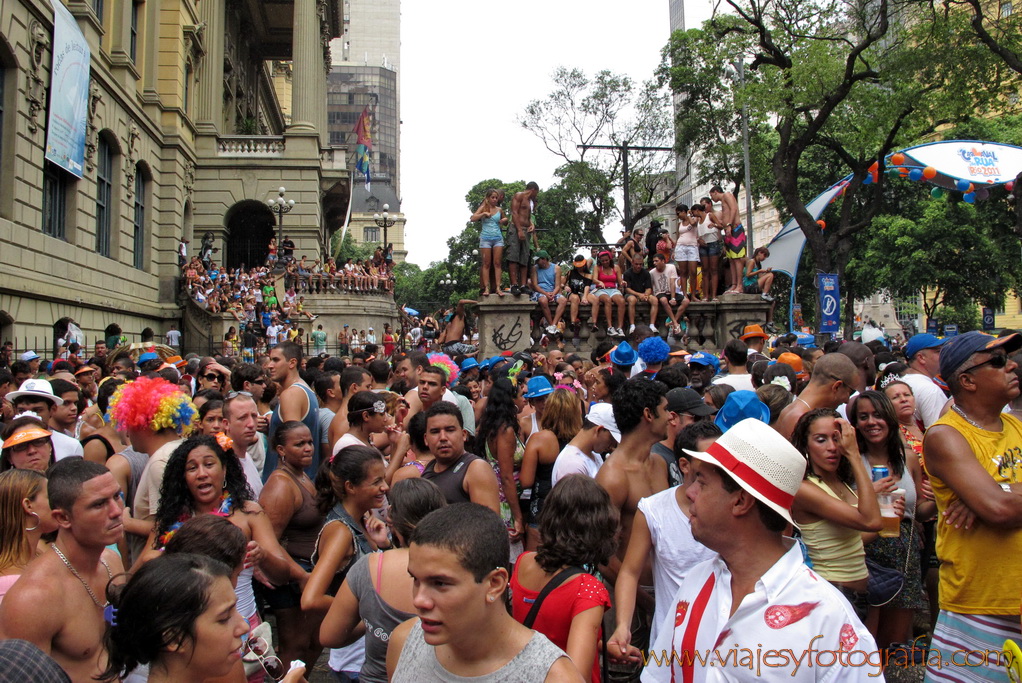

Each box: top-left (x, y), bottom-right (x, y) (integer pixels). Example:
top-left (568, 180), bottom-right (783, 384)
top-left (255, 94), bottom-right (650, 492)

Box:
top-left (460, 357), bottom-right (479, 371)
top-left (609, 342), bottom-right (639, 367)
top-left (687, 351), bottom-right (720, 374)
top-left (938, 331), bottom-right (1022, 380)
top-left (524, 375), bottom-right (554, 399)
top-left (905, 333), bottom-right (947, 360)
top-left (714, 390), bottom-right (771, 433)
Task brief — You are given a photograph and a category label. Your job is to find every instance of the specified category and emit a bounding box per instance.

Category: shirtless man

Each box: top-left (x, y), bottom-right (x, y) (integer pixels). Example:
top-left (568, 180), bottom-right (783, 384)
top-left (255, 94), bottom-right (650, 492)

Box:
top-left (772, 352), bottom-right (858, 439)
top-left (439, 299), bottom-right (478, 358)
top-left (0, 458), bottom-right (126, 682)
top-left (507, 182), bottom-right (540, 295)
top-left (268, 341), bottom-right (322, 477)
top-left (594, 378), bottom-right (669, 677)
top-left (709, 185), bottom-right (745, 293)
top-left (402, 366), bottom-right (450, 427)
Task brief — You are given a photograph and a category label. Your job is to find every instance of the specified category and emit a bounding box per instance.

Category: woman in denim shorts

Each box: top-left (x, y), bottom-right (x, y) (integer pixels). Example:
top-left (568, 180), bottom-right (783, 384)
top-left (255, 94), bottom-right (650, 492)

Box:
top-left (471, 188), bottom-right (508, 296)
top-left (694, 203), bottom-right (723, 300)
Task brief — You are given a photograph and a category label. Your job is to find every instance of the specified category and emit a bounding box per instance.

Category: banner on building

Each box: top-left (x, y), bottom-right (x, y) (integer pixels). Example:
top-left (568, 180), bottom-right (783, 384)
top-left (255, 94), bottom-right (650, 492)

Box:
top-left (354, 106), bottom-right (372, 190)
top-left (817, 273), bottom-right (840, 334)
top-left (44, 0), bottom-right (91, 178)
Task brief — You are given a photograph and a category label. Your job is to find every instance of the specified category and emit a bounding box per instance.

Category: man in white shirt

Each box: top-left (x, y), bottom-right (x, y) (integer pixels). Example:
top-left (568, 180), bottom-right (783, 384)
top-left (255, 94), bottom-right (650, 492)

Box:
top-left (901, 333), bottom-right (950, 427)
top-left (165, 324), bottom-right (182, 348)
top-left (551, 402), bottom-right (618, 485)
top-left (712, 339), bottom-right (755, 392)
top-left (636, 418), bottom-right (879, 682)
top-left (224, 393), bottom-right (265, 498)
top-left (266, 320), bottom-right (281, 348)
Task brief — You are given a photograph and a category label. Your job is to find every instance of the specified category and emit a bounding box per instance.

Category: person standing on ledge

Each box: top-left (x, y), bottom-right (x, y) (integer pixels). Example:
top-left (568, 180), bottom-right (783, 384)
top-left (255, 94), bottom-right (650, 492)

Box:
top-left (507, 182), bottom-right (540, 296)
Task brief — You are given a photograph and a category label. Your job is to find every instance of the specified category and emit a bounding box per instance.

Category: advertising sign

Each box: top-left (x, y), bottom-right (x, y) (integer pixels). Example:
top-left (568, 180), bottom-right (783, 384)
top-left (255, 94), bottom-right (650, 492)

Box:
top-left (44, 0), bottom-right (91, 178)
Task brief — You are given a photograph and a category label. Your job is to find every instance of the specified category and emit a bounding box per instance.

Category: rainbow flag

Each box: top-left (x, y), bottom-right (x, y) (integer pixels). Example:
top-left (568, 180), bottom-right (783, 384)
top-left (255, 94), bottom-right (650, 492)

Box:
top-left (354, 106), bottom-right (372, 190)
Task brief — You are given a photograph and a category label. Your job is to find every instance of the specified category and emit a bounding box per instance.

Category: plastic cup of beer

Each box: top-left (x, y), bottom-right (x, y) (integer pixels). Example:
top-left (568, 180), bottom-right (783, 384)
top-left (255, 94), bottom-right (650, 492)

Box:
top-left (878, 490), bottom-right (901, 538)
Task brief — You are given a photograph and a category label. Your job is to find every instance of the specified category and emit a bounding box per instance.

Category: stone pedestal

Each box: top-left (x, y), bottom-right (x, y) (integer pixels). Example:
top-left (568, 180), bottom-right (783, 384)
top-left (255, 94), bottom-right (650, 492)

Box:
top-left (713, 293), bottom-right (773, 345)
top-left (476, 296), bottom-right (537, 358)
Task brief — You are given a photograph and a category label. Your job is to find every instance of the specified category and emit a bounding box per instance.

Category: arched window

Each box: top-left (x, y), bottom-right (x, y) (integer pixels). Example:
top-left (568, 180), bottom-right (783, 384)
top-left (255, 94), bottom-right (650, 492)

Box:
top-left (132, 164), bottom-right (147, 269)
top-left (96, 137), bottom-right (113, 256)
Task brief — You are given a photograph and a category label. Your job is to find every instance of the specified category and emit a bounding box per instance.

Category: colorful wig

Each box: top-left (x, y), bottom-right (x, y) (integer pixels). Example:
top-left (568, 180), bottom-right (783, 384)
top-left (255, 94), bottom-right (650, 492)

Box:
top-left (427, 352), bottom-right (460, 387)
top-left (109, 377), bottom-right (197, 435)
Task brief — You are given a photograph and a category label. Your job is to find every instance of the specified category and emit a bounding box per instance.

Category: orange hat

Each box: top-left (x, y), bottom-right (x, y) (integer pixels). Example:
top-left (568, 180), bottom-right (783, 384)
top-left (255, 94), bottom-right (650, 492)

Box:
top-left (3, 427), bottom-right (52, 449)
top-left (740, 324), bottom-right (769, 341)
top-left (776, 352), bottom-right (807, 380)
top-left (165, 355), bottom-right (187, 368)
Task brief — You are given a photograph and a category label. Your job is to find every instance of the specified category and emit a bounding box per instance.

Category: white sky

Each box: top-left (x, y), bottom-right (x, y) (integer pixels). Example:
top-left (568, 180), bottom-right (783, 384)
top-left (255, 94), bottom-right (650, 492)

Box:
top-left (399, 0), bottom-right (715, 267)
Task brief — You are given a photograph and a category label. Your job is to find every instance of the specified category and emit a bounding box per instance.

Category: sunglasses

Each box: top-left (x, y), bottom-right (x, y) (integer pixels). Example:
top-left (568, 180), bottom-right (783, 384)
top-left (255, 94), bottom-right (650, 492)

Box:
top-left (225, 391), bottom-right (253, 400)
top-left (243, 630), bottom-right (285, 680)
top-left (963, 353), bottom-right (1009, 374)
top-left (203, 373), bottom-right (222, 382)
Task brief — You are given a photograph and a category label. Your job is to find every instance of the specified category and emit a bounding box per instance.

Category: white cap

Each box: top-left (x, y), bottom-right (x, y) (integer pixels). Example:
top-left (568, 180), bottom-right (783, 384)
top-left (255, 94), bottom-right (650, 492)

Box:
top-left (586, 403), bottom-right (621, 443)
top-left (7, 379), bottom-right (63, 406)
top-left (19, 351), bottom-right (39, 362)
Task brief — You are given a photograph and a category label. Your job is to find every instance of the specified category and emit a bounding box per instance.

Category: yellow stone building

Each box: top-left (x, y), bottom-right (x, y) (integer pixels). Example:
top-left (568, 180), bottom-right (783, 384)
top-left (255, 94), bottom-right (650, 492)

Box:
top-left (0, 0), bottom-right (350, 354)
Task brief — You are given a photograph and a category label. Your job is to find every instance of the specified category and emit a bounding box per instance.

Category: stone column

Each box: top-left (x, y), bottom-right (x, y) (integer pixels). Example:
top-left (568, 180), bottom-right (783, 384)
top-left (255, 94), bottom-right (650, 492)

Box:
top-left (476, 297), bottom-right (538, 358)
top-left (195, 0), bottom-right (224, 134)
top-left (289, 0), bottom-right (319, 132)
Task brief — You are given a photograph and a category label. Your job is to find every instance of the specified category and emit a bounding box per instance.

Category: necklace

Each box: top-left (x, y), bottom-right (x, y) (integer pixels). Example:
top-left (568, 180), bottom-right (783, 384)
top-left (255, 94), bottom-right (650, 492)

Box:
top-left (796, 397), bottom-right (812, 410)
top-left (952, 404), bottom-right (992, 431)
top-left (51, 543), bottom-right (112, 608)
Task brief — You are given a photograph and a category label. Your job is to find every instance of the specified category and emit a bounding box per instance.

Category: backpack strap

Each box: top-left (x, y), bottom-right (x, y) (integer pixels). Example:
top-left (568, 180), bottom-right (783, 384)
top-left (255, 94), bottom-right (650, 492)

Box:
top-left (523, 566), bottom-right (586, 629)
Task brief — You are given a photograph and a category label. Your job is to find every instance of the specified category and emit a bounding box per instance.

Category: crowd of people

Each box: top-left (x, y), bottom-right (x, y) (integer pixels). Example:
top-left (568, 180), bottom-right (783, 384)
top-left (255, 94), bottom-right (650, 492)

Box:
top-left (0, 318), bottom-right (1019, 683)
top-left (472, 184), bottom-right (777, 341)
top-left (182, 236), bottom-right (396, 320)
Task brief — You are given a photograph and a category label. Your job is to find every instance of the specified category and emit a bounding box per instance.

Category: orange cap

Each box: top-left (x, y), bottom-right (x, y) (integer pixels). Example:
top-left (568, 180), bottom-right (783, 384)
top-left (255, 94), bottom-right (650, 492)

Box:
top-left (3, 427), bottom-right (52, 449)
top-left (776, 352), bottom-right (807, 379)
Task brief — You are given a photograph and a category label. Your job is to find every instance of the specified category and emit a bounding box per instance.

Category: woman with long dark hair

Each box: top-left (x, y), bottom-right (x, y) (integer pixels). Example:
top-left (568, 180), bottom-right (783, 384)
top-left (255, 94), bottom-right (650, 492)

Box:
top-left (791, 408), bottom-right (882, 617)
top-left (140, 435), bottom-right (303, 657)
top-left (510, 475), bottom-right (618, 682)
top-left (477, 376), bottom-right (527, 554)
top-left (520, 388), bottom-right (583, 550)
top-left (848, 391), bottom-right (932, 650)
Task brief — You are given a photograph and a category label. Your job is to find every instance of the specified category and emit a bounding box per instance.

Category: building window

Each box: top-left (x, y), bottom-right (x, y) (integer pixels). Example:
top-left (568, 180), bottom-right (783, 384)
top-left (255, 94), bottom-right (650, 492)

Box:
top-left (96, 137), bottom-right (113, 257)
top-left (1001, 1), bottom-right (1013, 17)
top-left (42, 162), bottom-right (68, 240)
top-left (183, 64), bottom-right (192, 116)
top-left (363, 226), bottom-right (380, 243)
top-left (93, 0), bottom-right (103, 21)
top-left (130, 1), bottom-right (140, 62)
top-left (133, 169), bottom-right (145, 269)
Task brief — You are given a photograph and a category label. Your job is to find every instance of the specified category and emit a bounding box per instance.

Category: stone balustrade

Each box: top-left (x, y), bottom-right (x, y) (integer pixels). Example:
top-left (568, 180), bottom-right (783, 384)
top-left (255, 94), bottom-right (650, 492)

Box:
top-left (216, 136), bottom-right (287, 157)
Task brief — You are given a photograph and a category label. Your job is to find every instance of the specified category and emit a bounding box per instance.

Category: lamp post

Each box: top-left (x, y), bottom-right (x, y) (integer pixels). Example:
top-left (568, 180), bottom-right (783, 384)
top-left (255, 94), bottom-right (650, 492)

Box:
top-left (267, 187), bottom-right (295, 271)
top-left (373, 203), bottom-right (395, 248)
top-left (440, 274), bottom-right (458, 305)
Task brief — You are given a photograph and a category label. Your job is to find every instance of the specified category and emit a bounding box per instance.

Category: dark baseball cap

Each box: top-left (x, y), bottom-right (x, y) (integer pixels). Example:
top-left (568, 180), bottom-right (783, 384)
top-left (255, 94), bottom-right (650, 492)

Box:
top-left (665, 387), bottom-right (715, 416)
top-left (938, 331), bottom-right (1022, 380)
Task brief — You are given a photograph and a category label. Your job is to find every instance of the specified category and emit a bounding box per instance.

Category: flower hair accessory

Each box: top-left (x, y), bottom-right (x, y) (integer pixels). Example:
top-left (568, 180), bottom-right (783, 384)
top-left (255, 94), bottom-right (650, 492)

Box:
top-left (372, 400), bottom-right (386, 414)
top-left (507, 360), bottom-right (526, 387)
top-left (215, 431), bottom-right (234, 452)
top-left (770, 376), bottom-right (792, 391)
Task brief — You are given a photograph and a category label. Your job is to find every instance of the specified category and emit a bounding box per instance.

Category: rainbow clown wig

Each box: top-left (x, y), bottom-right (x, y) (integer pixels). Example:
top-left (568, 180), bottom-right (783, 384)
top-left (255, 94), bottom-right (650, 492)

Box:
top-left (108, 376), bottom-right (197, 436)
top-left (427, 353), bottom-right (460, 387)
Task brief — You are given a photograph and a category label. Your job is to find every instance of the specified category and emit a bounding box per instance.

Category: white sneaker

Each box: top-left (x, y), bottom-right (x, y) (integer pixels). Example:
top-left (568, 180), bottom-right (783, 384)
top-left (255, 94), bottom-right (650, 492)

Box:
top-left (761, 293), bottom-right (774, 302)
top-left (628, 324), bottom-right (636, 334)
top-left (615, 327), bottom-right (626, 338)
top-left (649, 324), bottom-right (658, 333)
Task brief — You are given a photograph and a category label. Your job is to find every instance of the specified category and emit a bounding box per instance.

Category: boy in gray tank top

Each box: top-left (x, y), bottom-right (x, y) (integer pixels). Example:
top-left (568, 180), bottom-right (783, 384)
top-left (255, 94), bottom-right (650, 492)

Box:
top-left (386, 504), bottom-right (579, 682)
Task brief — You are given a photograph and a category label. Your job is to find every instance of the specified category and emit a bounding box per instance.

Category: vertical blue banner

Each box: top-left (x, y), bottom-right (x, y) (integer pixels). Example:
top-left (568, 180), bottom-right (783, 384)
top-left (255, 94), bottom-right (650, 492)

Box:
top-left (44, 0), bottom-right (91, 178)
top-left (817, 273), bottom-right (840, 334)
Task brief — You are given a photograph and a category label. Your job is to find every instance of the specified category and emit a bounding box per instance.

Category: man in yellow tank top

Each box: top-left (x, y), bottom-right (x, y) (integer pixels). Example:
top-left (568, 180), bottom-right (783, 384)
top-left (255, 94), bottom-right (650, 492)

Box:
top-left (923, 331), bottom-right (1022, 683)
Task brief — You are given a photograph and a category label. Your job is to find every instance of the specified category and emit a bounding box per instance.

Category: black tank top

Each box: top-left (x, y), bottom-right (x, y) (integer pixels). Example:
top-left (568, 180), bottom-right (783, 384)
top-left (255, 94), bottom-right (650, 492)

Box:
top-left (423, 452), bottom-right (479, 505)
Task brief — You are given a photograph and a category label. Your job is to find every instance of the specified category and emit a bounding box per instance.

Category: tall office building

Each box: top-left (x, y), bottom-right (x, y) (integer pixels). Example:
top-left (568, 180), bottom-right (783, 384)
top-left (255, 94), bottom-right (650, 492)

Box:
top-left (327, 0), bottom-right (406, 261)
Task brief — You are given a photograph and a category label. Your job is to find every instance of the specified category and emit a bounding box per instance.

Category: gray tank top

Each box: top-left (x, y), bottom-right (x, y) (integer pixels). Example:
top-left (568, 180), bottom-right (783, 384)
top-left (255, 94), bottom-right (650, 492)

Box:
top-left (391, 621), bottom-right (566, 683)
top-left (422, 452), bottom-right (480, 505)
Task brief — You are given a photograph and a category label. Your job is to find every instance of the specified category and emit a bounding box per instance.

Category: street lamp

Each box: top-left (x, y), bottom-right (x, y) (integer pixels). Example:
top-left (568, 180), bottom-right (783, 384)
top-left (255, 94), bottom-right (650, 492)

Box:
top-left (373, 203), bottom-right (395, 247)
top-left (267, 187), bottom-right (295, 270)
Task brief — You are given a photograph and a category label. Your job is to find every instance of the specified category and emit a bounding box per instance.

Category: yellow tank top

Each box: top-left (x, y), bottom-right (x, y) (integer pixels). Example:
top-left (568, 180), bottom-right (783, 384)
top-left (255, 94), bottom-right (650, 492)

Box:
top-left (798, 477), bottom-right (867, 583)
top-left (926, 409), bottom-right (1022, 614)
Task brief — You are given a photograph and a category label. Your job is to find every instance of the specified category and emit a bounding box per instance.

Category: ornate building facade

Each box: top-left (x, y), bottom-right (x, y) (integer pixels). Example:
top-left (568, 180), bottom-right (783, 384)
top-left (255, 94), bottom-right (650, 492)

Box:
top-left (0, 0), bottom-right (349, 353)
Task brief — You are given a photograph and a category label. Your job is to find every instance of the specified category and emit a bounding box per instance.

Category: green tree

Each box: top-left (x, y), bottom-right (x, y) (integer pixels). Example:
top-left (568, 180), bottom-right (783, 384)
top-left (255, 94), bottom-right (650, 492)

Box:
top-left (519, 67), bottom-right (678, 232)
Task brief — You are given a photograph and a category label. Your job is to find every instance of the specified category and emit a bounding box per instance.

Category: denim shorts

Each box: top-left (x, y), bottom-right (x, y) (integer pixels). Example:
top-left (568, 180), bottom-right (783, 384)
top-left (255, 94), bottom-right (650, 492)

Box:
top-left (674, 244), bottom-right (700, 262)
top-left (593, 288), bottom-right (622, 298)
top-left (699, 241), bottom-right (723, 257)
top-left (479, 234), bottom-right (504, 249)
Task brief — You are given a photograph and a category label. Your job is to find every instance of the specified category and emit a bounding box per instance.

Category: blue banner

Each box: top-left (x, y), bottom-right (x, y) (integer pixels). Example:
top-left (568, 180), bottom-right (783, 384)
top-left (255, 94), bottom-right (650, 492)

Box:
top-left (44, 0), bottom-right (91, 178)
top-left (817, 273), bottom-right (840, 334)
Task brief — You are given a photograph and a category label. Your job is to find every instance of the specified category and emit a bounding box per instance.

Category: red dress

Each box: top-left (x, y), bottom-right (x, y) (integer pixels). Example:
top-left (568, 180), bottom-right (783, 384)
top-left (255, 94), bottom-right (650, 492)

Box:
top-left (510, 553), bottom-right (611, 683)
top-left (383, 332), bottom-right (396, 358)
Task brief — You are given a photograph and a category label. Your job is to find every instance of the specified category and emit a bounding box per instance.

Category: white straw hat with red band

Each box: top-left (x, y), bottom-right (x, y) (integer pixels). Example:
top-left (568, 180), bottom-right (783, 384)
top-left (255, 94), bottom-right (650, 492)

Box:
top-left (683, 417), bottom-right (807, 527)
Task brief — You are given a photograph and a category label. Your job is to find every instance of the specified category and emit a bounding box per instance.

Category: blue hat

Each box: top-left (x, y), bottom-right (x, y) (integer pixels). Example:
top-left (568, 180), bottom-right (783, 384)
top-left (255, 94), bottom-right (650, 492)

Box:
top-left (460, 357), bottom-right (479, 371)
top-left (795, 332), bottom-right (817, 348)
top-left (687, 351), bottom-right (720, 374)
top-left (524, 375), bottom-right (554, 399)
top-left (938, 331), bottom-right (1022, 381)
top-left (714, 390), bottom-right (771, 432)
top-left (638, 336), bottom-right (671, 364)
top-left (138, 351), bottom-right (159, 363)
top-left (609, 342), bottom-right (639, 367)
top-left (905, 333), bottom-right (947, 360)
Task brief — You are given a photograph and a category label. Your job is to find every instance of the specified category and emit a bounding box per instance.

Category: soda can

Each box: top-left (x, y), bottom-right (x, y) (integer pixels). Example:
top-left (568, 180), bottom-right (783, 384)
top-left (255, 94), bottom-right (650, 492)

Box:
top-left (871, 466), bottom-right (889, 482)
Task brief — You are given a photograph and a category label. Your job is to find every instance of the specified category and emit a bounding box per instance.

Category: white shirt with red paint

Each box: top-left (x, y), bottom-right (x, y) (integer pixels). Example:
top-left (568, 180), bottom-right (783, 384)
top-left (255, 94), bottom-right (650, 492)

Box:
top-left (641, 540), bottom-right (882, 683)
